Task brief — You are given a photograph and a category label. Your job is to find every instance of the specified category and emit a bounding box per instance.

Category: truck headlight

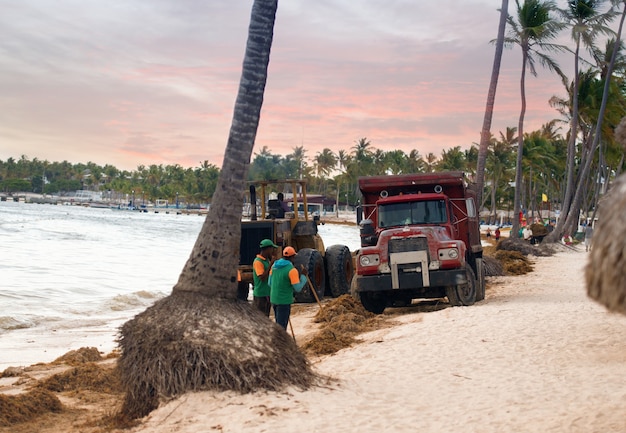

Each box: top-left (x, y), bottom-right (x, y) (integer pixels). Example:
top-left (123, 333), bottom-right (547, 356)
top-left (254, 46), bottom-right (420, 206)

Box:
top-left (359, 254), bottom-right (380, 266)
top-left (438, 248), bottom-right (459, 260)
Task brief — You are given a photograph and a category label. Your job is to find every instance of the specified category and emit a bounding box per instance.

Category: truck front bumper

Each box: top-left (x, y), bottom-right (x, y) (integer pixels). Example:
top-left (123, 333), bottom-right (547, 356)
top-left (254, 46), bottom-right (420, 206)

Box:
top-left (356, 268), bottom-right (467, 293)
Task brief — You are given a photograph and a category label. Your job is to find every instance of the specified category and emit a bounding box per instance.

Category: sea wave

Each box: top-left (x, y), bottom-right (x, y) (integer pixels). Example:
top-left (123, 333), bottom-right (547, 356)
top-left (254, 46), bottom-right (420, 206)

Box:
top-left (0, 315), bottom-right (36, 331)
top-left (107, 291), bottom-right (166, 311)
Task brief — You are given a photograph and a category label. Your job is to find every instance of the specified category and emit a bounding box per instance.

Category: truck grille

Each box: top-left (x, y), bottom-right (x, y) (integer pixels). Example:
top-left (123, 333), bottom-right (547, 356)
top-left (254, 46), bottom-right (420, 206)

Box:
top-left (388, 237), bottom-right (428, 254)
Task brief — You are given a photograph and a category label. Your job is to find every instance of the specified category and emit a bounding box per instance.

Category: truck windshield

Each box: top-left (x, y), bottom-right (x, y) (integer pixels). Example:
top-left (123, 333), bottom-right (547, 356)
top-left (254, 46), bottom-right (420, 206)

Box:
top-left (378, 199), bottom-right (447, 228)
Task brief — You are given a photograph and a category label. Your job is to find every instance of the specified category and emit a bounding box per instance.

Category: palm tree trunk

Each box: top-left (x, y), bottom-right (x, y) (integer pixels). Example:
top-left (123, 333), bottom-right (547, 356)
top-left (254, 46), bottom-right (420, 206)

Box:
top-left (116, 0), bottom-right (316, 420)
top-left (512, 48), bottom-right (529, 239)
top-left (173, 1), bottom-right (278, 297)
top-left (546, 36), bottom-right (582, 243)
top-left (476, 0), bottom-right (508, 207)
top-left (491, 172), bottom-right (498, 224)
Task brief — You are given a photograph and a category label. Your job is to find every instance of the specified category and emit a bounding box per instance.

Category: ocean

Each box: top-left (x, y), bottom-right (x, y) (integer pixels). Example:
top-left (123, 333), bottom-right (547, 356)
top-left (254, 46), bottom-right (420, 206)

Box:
top-left (0, 202), bottom-right (360, 370)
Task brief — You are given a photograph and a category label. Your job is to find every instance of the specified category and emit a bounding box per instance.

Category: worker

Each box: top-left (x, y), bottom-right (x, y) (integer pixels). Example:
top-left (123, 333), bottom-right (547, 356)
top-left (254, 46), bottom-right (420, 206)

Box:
top-left (252, 239), bottom-right (278, 316)
top-left (277, 192), bottom-right (290, 217)
top-left (269, 246), bottom-right (307, 330)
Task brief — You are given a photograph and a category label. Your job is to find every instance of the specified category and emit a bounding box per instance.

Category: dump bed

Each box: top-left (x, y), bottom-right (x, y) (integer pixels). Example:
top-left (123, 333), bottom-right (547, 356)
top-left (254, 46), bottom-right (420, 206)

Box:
top-left (359, 171), bottom-right (466, 201)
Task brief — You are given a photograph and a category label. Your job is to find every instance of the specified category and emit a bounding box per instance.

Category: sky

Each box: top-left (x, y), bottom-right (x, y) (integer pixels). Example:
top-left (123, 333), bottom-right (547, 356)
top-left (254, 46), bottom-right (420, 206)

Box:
top-left (0, 0), bottom-right (614, 171)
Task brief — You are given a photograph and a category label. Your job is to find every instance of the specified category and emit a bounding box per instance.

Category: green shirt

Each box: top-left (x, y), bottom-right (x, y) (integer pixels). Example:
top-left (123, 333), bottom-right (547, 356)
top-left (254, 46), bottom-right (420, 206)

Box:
top-left (269, 258), bottom-right (306, 305)
top-left (252, 255), bottom-right (271, 297)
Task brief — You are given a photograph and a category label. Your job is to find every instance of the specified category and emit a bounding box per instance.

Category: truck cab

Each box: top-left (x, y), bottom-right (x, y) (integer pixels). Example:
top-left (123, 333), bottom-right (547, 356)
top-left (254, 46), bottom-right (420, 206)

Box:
top-left (353, 172), bottom-right (485, 314)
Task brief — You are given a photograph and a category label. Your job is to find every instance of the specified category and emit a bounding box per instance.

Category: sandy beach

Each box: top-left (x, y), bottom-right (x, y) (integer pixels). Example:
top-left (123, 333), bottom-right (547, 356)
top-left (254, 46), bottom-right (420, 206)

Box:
top-left (2, 245), bottom-right (626, 433)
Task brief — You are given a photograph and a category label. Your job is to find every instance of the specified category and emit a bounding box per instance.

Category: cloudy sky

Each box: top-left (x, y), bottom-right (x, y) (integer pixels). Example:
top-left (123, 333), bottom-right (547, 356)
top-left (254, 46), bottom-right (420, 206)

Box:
top-left (0, 0), bottom-right (611, 171)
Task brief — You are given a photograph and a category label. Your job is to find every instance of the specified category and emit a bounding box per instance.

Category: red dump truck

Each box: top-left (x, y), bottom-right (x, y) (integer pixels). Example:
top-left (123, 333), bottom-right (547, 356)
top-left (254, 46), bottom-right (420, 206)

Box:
top-left (352, 171), bottom-right (485, 313)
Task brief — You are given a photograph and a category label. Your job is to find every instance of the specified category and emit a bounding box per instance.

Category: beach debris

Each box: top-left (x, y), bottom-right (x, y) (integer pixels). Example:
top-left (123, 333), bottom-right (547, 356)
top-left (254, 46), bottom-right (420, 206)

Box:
top-left (497, 237), bottom-right (559, 257)
top-left (0, 389), bottom-right (62, 427)
top-left (36, 362), bottom-right (122, 394)
top-left (52, 347), bottom-right (103, 366)
top-left (302, 295), bottom-right (381, 356)
top-left (0, 348), bottom-right (125, 429)
top-left (0, 366), bottom-right (24, 378)
top-left (494, 250), bottom-right (533, 275)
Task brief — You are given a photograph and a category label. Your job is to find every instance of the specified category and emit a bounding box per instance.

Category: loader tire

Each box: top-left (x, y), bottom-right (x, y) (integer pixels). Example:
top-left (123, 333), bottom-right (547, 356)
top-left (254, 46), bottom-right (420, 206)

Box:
top-left (325, 244), bottom-right (354, 297)
top-left (293, 248), bottom-right (325, 303)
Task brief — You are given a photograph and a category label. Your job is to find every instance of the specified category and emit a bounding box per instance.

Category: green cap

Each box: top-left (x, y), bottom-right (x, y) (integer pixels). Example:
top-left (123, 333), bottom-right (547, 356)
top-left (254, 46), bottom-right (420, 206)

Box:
top-left (259, 239), bottom-right (278, 249)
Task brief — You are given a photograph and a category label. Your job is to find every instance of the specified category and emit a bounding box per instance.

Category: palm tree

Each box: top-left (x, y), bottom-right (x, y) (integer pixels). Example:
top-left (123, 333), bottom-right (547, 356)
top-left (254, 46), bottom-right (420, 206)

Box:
top-left (287, 145), bottom-right (308, 179)
top-left (505, 0), bottom-right (565, 237)
top-left (406, 149), bottom-right (426, 173)
top-left (477, 0), bottom-right (509, 208)
top-left (352, 137), bottom-right (374, 167)
top-left (249, 146), bottom-right (286, 180)
top-left (424, 152), bottom-right (438, 172)
top-left (548, 0), bottom-right (616, 241)
top-left (384, 149), bottom-right (409, 174)
top-left (314, 148), bottom-right (337, 178)
top-left (336, 149), bottom-right (350, 172)
top-left (564, 0), bottom-right (626, 238)
top-left (345, 138), bottom-right (375, 197)
top-left (314, 148), bottom-right (337, 196)
top-left (522, 128), bottom-right (560, 219)
top-left (437, 146), bottom-right (467, 171)
top-left (117, 0), bottom-right (314, 420)
top-left (487, 128), bottom-right (517, 223)
top-left (464, 145), bottom-right (479, 180)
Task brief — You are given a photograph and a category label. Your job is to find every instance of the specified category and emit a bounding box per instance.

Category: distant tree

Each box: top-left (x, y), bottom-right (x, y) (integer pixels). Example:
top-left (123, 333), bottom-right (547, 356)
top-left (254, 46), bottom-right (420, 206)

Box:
top-left (248, 146), bottom-right (286, 180)
top-left (0, 178), bottom-right (31, 193)
top-left (424, 152), bottom-right (438, 172)
top-left (406, 149), bottom-right (426, 173)
top-left (384, 149), bottom-right (409, 174)
top-left (437, 146), bottom-right (467, 171)
top-left (314, 148), bottom-right (337, 178)
top-left (486, 128), bottom-right (516, 222)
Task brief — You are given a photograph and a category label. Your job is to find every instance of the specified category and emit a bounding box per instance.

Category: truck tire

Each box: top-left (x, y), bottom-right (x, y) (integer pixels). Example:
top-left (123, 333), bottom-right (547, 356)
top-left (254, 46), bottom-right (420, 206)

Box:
top-left (293, 248), bottom-right (325, 303)
top-left (325, 244), bottom-right (354, 297)
top-left (360, 292), bottom-right (387, 314)
top-left (475, 258), bottom-right (486, 302)
top-left (350, 275), bottom-right (386, 314)
top-left (446, 264), bottom-right (476, 306)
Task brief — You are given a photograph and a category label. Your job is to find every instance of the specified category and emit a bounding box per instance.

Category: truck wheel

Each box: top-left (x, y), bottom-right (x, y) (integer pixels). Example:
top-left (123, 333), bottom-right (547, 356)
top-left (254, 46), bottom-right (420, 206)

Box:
top-left (360, 292), bottom-right (387, 314)
top-left (475, 258), bottom-right (486, 302)
top-left (446, 264), bottom-right (476, 306)
top-left (351, 272), bottom-right (386, 313)
top-left (325, 244), bottom-right (354, 297)
top-left (293, 248), bottom-right (325, 303)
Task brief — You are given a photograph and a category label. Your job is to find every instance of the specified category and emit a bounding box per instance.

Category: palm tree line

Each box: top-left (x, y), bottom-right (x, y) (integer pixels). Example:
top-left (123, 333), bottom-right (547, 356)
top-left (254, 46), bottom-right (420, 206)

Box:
top-left (0, 114), bottom-right (621, 222)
